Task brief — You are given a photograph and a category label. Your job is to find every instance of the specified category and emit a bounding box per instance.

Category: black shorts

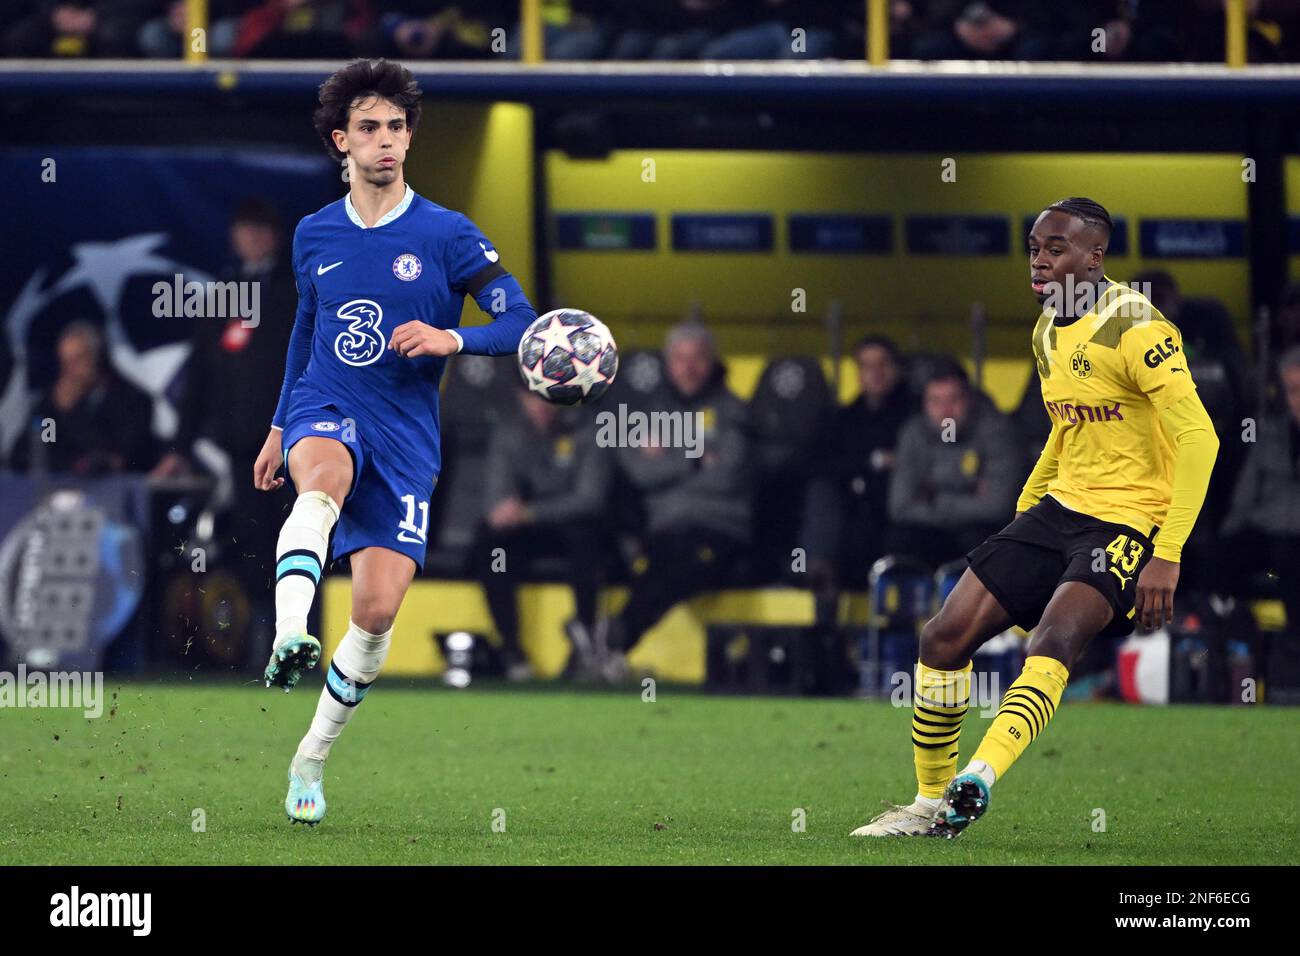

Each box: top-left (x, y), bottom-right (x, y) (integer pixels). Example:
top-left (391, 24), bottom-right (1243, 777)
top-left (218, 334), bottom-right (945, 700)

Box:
top-left (966, 495), bottom-right (1158, 638)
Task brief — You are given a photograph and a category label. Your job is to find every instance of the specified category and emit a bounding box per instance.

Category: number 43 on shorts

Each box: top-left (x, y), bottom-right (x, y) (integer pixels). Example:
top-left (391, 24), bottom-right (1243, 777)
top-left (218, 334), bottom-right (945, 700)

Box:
top-left (1100, 532), bottom-right (1145, 586)
top-left (397, 493), bottom-right (429, 544)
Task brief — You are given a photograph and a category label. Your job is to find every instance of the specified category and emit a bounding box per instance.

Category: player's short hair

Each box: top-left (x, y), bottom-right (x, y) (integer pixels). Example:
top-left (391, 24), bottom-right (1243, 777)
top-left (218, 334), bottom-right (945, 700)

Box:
top-left (1044, 197), bottom-right (1114, 246)
top-left (314, 58), bottom-right (423, 164)
top-left (851, 334), bottom-right (901, 365)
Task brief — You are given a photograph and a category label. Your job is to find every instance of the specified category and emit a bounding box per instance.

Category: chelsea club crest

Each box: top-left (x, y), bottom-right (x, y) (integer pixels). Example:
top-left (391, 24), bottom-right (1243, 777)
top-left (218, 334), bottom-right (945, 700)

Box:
top-left (393, 253), bottom-right (422, 281)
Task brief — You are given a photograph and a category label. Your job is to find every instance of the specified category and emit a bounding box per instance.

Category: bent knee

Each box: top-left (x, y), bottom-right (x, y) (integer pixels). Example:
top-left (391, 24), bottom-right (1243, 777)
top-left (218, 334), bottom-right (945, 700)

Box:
top-left (302, 459), bottom-right (351, 501)
top-left (919, 612), bottom-right (972, 667)
top-left (350, 593), bottom-right (402, 636)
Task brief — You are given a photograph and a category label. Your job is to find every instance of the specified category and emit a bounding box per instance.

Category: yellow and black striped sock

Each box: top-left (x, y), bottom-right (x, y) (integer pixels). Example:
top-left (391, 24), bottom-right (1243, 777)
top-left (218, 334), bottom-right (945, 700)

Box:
top-left (971, 655), bottom-right (1069, 782)
top-left (912, 660), bottom-right (972, 799)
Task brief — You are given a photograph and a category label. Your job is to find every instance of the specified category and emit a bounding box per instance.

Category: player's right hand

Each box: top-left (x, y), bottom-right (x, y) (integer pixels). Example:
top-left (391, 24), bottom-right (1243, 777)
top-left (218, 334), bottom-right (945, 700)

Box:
top-left (254, 428), bottom-right (285, 492)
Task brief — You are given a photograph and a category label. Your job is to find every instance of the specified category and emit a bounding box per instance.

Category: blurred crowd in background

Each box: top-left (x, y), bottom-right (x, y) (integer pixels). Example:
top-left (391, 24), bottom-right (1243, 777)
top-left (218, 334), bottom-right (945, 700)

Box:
top-left (3, 193), bottom-right (1299, 683)
top-left (7, 1), bottom-right (1300, 64)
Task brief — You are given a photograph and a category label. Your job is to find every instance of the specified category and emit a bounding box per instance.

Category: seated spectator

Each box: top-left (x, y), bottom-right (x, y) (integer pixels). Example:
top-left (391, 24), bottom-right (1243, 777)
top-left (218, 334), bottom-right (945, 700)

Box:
top-left (12, 321), bottom-right (157, 475)
top-left (1275, 282), bottom-right (1300, 356)
top-left (4, 1), bottom-right (153, 58)
top-left (912, 1), bottom-right (1053, 61)
top-left (232, 0), bottom-right (373, 59)
top-left (698, 0), bottom-right (852, 60)
top-left (607, 0), bottom-right (741, 60)
top-left (888, 0), bottom-right (921, 58)
top-left (1220, 347), bottom-right (1300, 682)
top-left (886, 361), bottom-right (1021, 567)
top-left (472, 387), bottom-right (612, 681)
top-left (365, 1), bottom-right (516, 59)
top-left (538, 0), bottom-right (612, 60)
top-left (600, 321), bottom-right (753, 677)
top-left (138, 0), bottom-right (249, 58)
top-left (803, 335), bottom-right (913, 591)
top-left (1038, 0), bottom-right (1198, 62)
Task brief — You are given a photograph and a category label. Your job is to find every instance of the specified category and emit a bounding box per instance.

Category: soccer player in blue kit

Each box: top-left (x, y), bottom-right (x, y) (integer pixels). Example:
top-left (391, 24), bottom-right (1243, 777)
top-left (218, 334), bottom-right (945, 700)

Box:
top-left (251, 59), bottom-right (537, 824)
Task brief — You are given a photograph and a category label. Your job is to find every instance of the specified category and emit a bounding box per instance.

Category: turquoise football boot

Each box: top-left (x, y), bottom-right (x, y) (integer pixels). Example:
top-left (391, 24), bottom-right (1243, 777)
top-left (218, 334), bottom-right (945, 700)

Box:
top-left (264, 634), bottom-right (322, 692)
top-left (284, 754), bottom-right (326, 826)
top-left (926, 772), bottom-right (990, 839)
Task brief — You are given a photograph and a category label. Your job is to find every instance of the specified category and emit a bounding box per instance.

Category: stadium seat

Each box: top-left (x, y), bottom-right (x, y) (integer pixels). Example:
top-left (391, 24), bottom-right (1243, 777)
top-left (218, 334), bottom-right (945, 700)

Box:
top-left (749, 356), bottom-right (832, 474)
top-left (439, 354), bottom-right (519, 456)
top-left (748, 356), bottom-right (832, 582)
top-left (603, 349), bottom-right (667, 411)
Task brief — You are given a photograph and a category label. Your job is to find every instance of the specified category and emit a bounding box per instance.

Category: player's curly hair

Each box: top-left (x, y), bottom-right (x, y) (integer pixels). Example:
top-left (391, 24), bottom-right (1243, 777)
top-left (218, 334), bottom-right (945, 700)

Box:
top-left (313, 58), bottom-right (423, 164)
top-left (1045, 197), bottom-right (1114, 242)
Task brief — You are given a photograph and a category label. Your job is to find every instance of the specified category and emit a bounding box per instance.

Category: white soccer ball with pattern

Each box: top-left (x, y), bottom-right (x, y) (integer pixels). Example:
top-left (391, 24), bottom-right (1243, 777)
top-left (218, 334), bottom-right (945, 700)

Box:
top-left (517, 308), bottom-right (618, 405)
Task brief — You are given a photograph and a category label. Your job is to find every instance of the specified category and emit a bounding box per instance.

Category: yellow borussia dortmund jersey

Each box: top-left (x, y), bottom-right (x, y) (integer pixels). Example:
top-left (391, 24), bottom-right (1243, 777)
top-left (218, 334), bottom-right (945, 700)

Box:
top-left (1028, 278), bottom-right (1198, 534)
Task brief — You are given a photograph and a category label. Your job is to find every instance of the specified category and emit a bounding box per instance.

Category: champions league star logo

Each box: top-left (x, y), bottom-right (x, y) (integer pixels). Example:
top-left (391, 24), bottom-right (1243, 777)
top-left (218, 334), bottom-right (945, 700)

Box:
top-left (0, 234), bottom-right (206, 457)
top-left (333, 298), bottom-right (385, 367)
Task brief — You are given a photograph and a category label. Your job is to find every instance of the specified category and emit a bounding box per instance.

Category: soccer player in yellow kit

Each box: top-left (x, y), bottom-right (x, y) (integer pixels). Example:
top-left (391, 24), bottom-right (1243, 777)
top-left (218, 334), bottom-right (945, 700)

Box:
top-left (852, 198), bottom-right (1220, 838)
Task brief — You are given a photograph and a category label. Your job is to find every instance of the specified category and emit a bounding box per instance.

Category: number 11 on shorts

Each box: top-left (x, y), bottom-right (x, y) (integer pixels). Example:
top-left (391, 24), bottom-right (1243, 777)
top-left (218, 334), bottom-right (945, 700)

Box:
top-left (397, 493), bottom-right (429, 544)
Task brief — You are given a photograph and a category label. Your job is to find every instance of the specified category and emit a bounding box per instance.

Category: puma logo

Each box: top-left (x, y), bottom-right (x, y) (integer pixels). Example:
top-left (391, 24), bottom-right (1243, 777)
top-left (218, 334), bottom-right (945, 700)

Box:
top-left (1108, 566), bottom-right (1133, 589)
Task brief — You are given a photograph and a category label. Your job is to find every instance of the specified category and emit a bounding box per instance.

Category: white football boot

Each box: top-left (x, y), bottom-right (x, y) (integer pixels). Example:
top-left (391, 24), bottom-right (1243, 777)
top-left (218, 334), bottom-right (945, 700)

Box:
top-left (850, 798), bottom-right (940, 837)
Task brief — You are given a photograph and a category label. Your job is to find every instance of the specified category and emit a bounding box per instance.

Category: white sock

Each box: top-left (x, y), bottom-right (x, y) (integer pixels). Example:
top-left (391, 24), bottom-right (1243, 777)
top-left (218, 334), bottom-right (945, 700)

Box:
top-left (913, 794), bottom-right (942, 811)
top-left (961, 759), bottom-right (997, 790)
top-left (274, 490), bottom-right (340, 645)
top-left (297, 619), bottom-right (392, 762)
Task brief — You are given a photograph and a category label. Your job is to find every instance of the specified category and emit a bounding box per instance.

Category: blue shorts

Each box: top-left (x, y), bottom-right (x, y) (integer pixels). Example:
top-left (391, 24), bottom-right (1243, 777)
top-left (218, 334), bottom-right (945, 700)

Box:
top-left (281, 402), bottom-right (435, 571)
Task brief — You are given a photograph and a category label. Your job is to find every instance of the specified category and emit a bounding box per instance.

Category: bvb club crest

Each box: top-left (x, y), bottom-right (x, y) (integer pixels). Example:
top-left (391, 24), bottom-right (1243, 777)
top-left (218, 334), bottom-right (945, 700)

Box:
top-left (1070, 348), bottom-right (1093, 379)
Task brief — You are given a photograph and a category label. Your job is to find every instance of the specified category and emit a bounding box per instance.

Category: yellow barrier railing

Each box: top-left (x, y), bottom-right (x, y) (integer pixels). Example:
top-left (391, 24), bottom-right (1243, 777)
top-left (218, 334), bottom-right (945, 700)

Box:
top-left (1226, 0), bottom-right (1248, 68)
top-left (522, 0), bottom-right (544, 63)
top-left (867, 0), bottom-right (888, 65)
top-left (184, 0), bottom-right (207, 63)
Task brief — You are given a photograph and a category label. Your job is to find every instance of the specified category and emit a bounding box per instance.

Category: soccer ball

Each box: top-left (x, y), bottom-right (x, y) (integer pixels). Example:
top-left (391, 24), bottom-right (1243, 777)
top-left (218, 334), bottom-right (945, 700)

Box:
top-left (517, 308), bottom-right (618, 405)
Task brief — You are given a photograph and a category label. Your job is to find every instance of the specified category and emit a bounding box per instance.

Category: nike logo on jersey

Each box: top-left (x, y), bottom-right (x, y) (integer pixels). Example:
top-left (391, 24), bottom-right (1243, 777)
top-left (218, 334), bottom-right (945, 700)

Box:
top-left (318, 261), bottom-right (343, 275)
top-left (479, 242), bottom-right (499, 263)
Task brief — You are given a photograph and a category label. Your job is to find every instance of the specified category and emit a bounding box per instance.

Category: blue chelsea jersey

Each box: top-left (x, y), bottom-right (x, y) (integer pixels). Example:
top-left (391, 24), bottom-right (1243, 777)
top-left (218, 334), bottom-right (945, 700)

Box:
top-left (272, 186), bottom-right (536, 482)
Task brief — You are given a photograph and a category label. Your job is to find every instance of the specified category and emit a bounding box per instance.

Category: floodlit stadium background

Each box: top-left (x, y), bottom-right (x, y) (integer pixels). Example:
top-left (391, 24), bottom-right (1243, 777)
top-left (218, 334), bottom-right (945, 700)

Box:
top-left (2, 0), bottom-right (1299, 703)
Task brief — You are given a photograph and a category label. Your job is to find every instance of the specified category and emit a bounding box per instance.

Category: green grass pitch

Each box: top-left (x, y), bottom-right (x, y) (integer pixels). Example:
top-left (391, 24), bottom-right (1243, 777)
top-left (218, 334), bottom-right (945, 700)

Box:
top-left (1, 681), bottom-right (1294, 865)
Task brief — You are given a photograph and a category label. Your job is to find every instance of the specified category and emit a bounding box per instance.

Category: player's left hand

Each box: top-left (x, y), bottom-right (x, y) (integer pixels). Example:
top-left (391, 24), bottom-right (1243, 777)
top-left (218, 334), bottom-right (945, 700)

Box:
top-left (388, 322), bottom-right (459, 358)
top-left (1135, 557), bottom-right (1179, 632)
